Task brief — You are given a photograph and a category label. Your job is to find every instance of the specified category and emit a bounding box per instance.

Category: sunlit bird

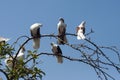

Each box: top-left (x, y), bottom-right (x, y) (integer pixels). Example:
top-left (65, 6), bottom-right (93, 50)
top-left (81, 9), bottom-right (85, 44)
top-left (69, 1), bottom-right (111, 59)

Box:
top-left (76, 21), bottom-right (86, 40)
top-left (57, 18), bottom-right (67, 45)
top-left (0, 37), bottom-right (10, 45)
top-left (4, 47), bottom-right (25, 68)
top-left (30, 23), bottom-right (42, 49)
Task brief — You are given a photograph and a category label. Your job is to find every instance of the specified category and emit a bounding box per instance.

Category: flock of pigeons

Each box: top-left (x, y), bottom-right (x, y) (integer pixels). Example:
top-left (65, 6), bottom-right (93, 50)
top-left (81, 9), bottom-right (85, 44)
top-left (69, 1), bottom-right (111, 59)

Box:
top-left (0, 17), bottom-right (86, 68)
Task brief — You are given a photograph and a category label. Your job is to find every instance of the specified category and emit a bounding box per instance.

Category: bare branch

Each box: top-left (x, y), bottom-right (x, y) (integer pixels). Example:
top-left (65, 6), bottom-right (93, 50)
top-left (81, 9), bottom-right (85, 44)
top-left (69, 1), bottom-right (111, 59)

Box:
top-left (30, 52), bottom-right (117, 80)
top-left (0, 69), bottom-right (9, 80)
top-left (3, 30), bottom-right (119, 80)
top-left (38, 32), bottom-right (120, 80)
top-left (13, 36), bottom-right (32, 69)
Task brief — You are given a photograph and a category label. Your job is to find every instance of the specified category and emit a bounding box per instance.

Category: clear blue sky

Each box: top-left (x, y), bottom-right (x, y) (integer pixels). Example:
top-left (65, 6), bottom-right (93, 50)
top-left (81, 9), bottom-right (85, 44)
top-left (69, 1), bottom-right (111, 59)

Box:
top-left (0, 0), bottom-right (120, 80)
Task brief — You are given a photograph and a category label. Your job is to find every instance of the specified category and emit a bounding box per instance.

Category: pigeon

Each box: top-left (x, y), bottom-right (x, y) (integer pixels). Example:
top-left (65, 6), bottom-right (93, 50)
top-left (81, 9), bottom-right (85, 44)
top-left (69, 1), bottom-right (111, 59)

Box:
top-left (30, 23), bottom-right (42, 49)
top-left (57, 18), bottom-right (67, 45)
top-left (51, 42), bottom-right (63, 63)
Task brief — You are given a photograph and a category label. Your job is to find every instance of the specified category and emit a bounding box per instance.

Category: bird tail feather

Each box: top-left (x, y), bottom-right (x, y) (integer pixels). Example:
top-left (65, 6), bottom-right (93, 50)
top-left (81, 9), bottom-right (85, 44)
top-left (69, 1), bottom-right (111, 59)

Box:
top-left (33, 38), bottom-right (40, 49)
top-left (57, 56), bottom-right (63, 63)
top-left (64, 35), bottom-right (67, 43)
top-left (58, 35), bottom-right (67, 45)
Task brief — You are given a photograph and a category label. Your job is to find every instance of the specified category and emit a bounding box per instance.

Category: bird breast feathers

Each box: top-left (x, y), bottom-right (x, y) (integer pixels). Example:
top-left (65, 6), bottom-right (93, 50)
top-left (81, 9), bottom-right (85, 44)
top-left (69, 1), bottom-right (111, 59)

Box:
top-left (57, 22), bottom-right (66, 28)
top-left (78, 28), bottom-right (84, 33)
top-left (52, 46), bottom-right (58, 53)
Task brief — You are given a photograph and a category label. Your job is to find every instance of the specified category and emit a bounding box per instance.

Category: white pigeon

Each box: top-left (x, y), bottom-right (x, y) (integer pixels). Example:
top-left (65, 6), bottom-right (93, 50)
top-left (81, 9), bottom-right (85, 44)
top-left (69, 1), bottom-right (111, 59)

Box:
top-left (30, 23), bottom-right (42, 49)
top-left (16, 47), bottom-right (25, 60)
top-left (4, 56), bottom-right (13, 68)
top-left (76, 21), bottom-right (86, 40)
top-left (51, 42), bottom-right (63, 63)
top-left (0, 37), bottom-right (10, 45)
top-left (4, 47), bottom-right (25, 68)
top-left (57, 18), bottom-right (67, 45)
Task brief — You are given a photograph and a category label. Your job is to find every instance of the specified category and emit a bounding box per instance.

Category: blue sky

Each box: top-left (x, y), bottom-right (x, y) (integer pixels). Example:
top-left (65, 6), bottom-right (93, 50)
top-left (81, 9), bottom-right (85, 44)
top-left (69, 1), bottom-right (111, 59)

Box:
top-left (0, 0), bottom-right (120, 80)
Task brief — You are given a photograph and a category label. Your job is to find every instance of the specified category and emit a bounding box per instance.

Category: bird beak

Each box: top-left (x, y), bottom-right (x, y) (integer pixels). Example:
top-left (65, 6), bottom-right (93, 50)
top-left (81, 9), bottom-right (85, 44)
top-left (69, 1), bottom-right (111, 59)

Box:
top-left (50, 43), bottom-right (53, 46)
top-left (40, 24), bottom-right (43, 27)
top-left (50, 42), bottom-right (54, 46)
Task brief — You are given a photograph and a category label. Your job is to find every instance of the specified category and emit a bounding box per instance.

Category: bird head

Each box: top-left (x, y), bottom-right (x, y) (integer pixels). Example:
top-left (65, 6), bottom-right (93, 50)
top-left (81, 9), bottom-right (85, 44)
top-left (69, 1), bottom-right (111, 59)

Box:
top-left (6, 59), bottom-right (13, 64)
top-left (38, 23), bottom-right (43, 27)
top-left (0, 38), bottom-right (10, 46)
top-left (59, 17), bottom-right (64, 23)
top-left (34, 23), bottom-right (43, 27)
top-left (30, 23), bottom-right (43, 30)
top-left (5, 57), bottom-right (13, 68)
top-left (50, 42), bottom-right (54, 46)
top-left (0, 37), bottom-right (10, 43)
top-left (21, 46), bottom-right (26, 53)
top-left (51, 42), bottom-right (58, 47)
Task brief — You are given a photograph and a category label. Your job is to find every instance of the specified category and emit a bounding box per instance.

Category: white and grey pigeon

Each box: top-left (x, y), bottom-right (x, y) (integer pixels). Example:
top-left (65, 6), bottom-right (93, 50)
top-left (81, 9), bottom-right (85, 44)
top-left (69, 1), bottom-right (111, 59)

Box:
top-left (4, 47), bottom-right (25, 68)
top-left (76, 21), bottom-right (86, 40)
top-left (0, 37), bottom-right (10, 45)
top-left (30, 23), bottom-right (42, 49)
top-left (51, 42), bottom-right (63, 63)
top-left (57, 18), bottom-right (67, 45)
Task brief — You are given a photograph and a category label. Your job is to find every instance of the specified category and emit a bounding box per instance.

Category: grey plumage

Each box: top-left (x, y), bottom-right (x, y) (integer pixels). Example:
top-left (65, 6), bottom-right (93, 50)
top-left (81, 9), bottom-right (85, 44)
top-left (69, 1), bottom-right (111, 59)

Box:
top-left (51, 42), bottom-right (63, 63)
top-left (57, 18), bottom-right (67, 45)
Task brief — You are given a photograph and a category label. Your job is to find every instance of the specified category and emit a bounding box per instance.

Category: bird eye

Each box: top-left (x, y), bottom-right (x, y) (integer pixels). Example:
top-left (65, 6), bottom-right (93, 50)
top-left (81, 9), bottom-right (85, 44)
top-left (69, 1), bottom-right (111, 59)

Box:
top-left (81, 27), bottom-right (84, 29)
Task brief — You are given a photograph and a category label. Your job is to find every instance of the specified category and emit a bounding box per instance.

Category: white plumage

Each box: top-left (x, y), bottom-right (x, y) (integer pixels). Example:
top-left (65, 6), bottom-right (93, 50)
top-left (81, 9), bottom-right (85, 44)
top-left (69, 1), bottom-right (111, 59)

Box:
top-left (51, 42), bottom-right (63, 63)
top-left (0, 37), bottom-right (10, 45)
top-left (30, 23), bottom-right (42, 49)
top-left (76, 21), bottom-right (86, 40)
top-left (5, 47), bottom-right (25, 68)
top-left (57, 18), bottom-right (67, 45)
top-left (16, 47), bottom-right (25, 60)
top-left (4, 57), bottom-right (13, 68)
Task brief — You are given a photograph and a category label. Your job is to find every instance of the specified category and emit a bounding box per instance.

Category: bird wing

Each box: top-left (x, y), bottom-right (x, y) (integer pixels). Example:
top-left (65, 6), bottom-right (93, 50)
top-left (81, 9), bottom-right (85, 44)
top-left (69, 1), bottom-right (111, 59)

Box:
top-left (30, 27), bottom-right (40, 38)
top-left (52, 45), bottom-right (62, 55)
top-left (0, 37), bottom-right (9, 42)
top-left (36, 27), bottom-right (40, 37)
top-left (58, 24), bottom-right (66, 36)
top-left (57, 46), bottom-right (62, 55)
top-left (52, 46), bottom-right (58, 54)
top-left (83, 27), bottom-right (85, 34)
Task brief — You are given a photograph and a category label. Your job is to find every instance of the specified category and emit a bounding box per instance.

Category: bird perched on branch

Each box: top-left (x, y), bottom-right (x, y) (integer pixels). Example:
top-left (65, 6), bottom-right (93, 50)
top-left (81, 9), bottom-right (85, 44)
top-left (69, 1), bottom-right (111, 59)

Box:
top-left (30, 23), bottom-right (42, 49)
top-left (51, 42), bottom-right (63, 63)
top-left (5, 47), bottom-right (25, 68)
top-left (57, 18), bottom-right (67, 45)
top-left (76, 21), bottom-right (86, 40)
top-left (0, 37), bottom-right (10, 46)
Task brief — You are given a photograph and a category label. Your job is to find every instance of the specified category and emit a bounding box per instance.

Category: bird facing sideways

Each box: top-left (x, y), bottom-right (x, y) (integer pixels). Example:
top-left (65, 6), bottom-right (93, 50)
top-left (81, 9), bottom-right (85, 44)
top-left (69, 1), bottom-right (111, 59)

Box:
top-left (30, 23), bottom-right (42, 49)
top-left (51, 42), bottom-right (63, 63)
top-left (57, 18), bottom-right (67, 45)
top-left (0, 37), bottom-right (10, 46)
top-left (76, 21), bottom-right (86, 40)
top-left (4, 47), bottom-right (25, 68)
